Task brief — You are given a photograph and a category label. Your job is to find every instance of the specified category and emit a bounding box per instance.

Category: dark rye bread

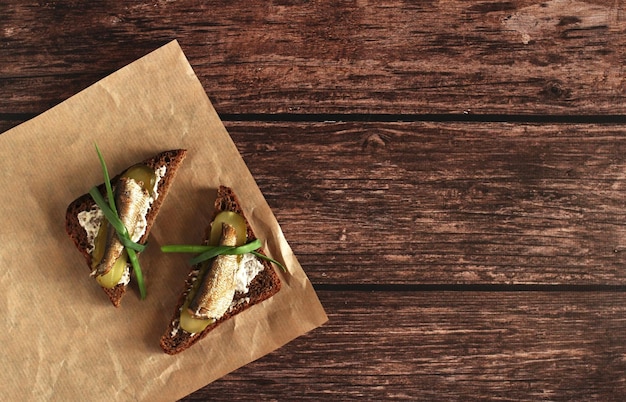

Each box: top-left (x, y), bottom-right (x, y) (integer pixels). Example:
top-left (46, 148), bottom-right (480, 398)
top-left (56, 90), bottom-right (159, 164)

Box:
top-left (65, 149), bottom-right (188, 307)
top-left (160, 185), bottom-right (282, 355)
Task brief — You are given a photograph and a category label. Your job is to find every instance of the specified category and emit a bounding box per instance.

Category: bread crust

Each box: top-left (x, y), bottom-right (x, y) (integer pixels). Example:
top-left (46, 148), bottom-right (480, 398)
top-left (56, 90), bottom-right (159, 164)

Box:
top-left (65, 149), bottom-right (188, 306)
top-left (159, 186), bottom-right (282, 355)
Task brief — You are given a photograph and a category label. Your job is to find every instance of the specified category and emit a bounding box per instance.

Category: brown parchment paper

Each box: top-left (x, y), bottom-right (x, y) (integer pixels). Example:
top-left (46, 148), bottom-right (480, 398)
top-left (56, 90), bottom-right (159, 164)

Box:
top-left (0, 40), bottom-right (327, 401)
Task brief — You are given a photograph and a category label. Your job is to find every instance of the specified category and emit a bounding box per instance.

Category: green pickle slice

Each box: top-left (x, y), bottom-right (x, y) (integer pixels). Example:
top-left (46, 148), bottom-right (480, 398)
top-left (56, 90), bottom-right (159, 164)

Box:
top-left (91, 222), bottom-right (108, 270)
top-left (96, 252), bottom-right (128, 288)
top-left (123, 164), bottom-right (157, 196)
top-left (179, 211), bottom-right (247, 333)
top-left (91, 164), bottom-right (156, 287)
top-left (208, 211), bottom-right (247, 246)
top-left (179, 301), bottom-right (216, 333)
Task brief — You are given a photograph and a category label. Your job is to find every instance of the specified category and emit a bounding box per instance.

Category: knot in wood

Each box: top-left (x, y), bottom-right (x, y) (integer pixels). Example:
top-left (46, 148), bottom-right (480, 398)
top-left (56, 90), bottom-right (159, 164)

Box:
top-left (542, 80), bottom-right (571, 100)
top-left (362, 133), bottom-right (387, 150)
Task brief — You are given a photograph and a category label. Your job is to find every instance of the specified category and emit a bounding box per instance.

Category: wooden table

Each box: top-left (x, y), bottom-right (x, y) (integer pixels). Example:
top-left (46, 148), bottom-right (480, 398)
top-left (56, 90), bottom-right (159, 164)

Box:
top-left (2, 1), bottom-right (626, 400)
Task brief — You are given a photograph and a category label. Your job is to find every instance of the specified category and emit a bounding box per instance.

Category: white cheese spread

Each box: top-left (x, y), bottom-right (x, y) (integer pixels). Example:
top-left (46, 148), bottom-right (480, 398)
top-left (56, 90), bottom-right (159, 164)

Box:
top-left (118, 266), bottom-right (131, 286)
top-left (131, 165), bottom-right (167, 242)
top-left (234, 253), bottom-right (265, 293)
top-left (77, 207), bottom-right (104, 253)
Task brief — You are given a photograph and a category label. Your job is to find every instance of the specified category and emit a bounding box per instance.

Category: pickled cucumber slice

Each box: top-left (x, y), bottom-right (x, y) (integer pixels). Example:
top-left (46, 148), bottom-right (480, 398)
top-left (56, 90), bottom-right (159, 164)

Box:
top-left (96, 251), bottom-right (128, 288)
top-left (208, 211), bottom-right (247, 246)
top-left (91, 221), bottom-right (108, 270)
top-left (123, 164), bottom-right (157, 196)
top-left (180, 301), bottom-right (216, 333)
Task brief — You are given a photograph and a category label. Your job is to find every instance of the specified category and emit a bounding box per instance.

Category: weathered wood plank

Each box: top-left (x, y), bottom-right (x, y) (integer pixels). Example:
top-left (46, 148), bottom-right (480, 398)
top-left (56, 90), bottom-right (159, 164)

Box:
top-left (1, 0), bottom-right (625, 118)
top-left (2, 118), bottom-right (623, 284)
top-left (223, 121), bottom-right (626, 285)
top-left (182, 290), bottom-right (626, 401)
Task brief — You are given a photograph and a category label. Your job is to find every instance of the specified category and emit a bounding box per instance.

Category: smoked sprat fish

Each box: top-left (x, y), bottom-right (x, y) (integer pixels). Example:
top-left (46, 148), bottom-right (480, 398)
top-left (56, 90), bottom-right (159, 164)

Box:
top-left (93, 177), bottom-right (151, 276)
top-left (188, 223), bottom-right (239, 320)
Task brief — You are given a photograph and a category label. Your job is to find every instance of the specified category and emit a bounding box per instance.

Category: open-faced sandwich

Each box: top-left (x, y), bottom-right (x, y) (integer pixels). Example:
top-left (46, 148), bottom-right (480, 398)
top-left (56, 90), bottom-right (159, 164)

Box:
top-left (160, 185), bottom-right (283, 355)
top-left (65, 148), bottom-right (187, 306)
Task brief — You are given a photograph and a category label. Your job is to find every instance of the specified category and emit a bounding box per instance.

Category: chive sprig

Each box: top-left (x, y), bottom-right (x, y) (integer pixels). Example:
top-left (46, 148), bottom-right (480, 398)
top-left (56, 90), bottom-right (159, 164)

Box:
top-left (89, 144), bottom-right (148, 299)
top-left (161, 240), bottom-right (286, 272)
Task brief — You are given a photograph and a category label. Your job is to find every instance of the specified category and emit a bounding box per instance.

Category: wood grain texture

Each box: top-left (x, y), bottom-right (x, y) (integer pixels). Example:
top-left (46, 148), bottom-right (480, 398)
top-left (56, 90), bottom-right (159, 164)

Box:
top-left (223, 121), bottom-right (626, 285)
top-left (182, 290), bottom-right (626, 401)
top-left (1, 0), bottom-right (625, 119)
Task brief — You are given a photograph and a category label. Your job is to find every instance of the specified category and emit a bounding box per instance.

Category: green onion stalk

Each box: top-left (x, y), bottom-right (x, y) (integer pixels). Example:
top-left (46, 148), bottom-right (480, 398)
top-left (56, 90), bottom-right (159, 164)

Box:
top-left (89, 144), bottom-right (148, 299)
top-left (161, 239), bottom-right (286, 272)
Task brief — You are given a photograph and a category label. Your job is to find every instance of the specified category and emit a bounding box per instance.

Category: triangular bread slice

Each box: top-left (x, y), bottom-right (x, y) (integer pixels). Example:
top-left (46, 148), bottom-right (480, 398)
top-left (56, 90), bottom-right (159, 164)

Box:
top-left (160, 185), bottom-right (282, 355)
top-left (65, 149), bottom-right (188, 307)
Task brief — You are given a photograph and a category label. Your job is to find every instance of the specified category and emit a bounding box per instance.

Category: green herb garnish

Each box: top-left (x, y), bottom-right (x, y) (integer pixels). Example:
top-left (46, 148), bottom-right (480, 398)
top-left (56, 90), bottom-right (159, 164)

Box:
top-left (89, 144), bottom-right (148, 299)
top-left (161, 239), bottom-right (287, 272)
